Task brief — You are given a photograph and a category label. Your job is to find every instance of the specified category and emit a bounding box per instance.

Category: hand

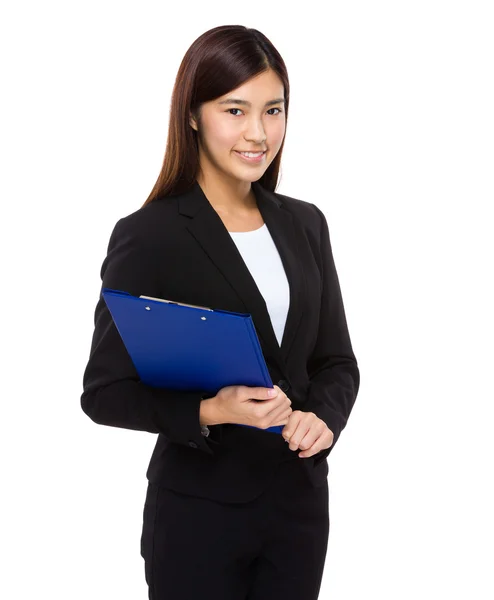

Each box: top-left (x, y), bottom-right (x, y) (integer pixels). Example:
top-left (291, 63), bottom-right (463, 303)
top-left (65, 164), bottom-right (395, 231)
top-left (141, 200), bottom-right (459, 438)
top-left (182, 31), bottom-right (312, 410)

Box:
top-left (213, 384), bottom-right (292, 429)
top-left (282, 411), bottom-right (334, 458)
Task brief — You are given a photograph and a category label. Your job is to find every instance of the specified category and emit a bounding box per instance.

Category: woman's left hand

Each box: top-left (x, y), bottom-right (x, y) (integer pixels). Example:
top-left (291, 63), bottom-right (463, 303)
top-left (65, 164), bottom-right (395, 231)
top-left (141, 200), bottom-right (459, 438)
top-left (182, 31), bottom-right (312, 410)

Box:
top-left (281, 410), bottom-right (334, 458)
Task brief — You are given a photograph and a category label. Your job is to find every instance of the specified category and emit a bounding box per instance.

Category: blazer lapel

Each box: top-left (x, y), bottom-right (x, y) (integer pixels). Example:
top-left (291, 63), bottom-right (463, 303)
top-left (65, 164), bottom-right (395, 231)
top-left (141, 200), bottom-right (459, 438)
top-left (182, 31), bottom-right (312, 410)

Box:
top-left (178, 180), bottom-right (307, 372)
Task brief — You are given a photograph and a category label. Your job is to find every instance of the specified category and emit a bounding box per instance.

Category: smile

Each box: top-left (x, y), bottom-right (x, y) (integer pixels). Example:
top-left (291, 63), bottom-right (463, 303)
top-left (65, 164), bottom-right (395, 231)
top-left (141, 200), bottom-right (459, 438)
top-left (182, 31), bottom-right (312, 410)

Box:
top-left (234, 150), bottom-right (266, 163)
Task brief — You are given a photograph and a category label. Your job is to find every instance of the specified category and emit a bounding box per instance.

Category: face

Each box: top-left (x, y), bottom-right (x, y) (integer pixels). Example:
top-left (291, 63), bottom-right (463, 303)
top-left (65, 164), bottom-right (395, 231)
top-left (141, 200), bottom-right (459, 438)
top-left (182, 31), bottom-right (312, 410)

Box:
top-left (189, 69), bottom-right (286, 187)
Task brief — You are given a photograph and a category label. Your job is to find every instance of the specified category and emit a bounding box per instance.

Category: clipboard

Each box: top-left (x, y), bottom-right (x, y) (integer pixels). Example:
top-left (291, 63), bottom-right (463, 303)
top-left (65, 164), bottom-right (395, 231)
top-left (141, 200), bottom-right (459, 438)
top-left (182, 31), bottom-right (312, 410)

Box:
top-left (101, 288), bottom-right (283, 434)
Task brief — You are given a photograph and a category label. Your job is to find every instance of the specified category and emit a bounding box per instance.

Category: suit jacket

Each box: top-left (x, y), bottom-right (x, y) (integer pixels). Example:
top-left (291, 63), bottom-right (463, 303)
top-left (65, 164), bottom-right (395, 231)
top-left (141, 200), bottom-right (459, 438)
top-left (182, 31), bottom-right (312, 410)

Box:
top-left (81, 180), bottom-right (360, 503)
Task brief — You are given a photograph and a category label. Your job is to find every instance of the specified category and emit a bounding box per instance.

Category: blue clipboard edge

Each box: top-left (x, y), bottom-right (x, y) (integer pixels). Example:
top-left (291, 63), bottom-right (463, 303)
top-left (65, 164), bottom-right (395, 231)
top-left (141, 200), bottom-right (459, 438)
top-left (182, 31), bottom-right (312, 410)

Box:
top-left (102, 287), bottom-right (271, 386)
top-left (101, 287), bottom-right (282, 435)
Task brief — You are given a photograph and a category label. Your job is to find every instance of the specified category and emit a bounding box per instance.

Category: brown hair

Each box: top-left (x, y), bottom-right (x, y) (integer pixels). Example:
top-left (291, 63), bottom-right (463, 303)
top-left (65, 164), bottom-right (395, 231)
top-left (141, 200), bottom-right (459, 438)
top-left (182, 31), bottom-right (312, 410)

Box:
top-left (141, 25), bottom-right (290, 208)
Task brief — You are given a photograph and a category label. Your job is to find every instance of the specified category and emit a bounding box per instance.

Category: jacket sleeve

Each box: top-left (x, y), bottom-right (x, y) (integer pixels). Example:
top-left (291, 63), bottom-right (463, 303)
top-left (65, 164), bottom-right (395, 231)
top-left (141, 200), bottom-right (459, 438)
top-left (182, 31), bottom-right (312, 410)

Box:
top-left (80, 216), bottom-right (219, 456)
top-left (304, 203), bottom-right (360, 458)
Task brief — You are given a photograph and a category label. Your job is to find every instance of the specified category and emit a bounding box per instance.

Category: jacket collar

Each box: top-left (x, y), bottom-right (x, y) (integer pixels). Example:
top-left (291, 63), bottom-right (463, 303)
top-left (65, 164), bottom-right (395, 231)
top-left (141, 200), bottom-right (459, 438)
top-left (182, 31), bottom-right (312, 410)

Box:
top-left (177, 180), bottom-right (307, 372)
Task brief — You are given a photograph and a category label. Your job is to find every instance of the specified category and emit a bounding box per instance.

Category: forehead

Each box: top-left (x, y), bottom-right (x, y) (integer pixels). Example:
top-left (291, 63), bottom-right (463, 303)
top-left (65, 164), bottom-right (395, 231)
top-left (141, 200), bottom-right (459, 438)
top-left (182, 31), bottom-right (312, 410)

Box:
top-left (217, 71), bottom-right (285, 105)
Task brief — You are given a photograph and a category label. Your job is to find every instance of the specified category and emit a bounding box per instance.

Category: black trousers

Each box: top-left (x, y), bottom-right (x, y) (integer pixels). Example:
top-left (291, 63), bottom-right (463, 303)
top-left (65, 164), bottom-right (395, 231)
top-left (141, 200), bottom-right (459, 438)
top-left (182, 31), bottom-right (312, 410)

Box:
top-left (140, 457), bottom-right (330, 600)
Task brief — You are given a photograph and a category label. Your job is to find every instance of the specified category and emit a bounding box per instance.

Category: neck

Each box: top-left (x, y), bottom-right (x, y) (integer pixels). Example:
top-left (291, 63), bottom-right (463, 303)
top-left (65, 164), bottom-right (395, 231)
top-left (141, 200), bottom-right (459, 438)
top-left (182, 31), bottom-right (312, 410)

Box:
top-left (196, 174), bottom-right (257, 213)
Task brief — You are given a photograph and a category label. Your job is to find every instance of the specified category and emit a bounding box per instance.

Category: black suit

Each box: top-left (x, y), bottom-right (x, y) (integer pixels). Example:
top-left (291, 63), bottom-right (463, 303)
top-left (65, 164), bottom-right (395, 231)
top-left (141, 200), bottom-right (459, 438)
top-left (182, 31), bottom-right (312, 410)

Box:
top-left (81, 179), bottom-right (359, 599)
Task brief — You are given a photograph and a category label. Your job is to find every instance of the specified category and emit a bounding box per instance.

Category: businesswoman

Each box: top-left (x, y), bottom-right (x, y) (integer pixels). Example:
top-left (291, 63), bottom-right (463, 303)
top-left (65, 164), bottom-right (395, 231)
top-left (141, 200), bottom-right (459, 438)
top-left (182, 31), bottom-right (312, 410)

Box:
top-left (81, 25), bottom-right (360, 600)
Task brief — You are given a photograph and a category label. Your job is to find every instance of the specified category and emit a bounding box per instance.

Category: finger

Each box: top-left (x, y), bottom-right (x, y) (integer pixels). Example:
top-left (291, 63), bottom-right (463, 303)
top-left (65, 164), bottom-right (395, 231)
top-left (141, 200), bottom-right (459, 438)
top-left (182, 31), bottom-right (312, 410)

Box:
top-left (261, 385), bottom-right (280, 399)
top-left (287, 421), bottom-right (313, 452)
top-left (298, 443), bottom-right (320, 458)
top-left (299, 431), bottom-right (332, 458)
top-left (264, 395), bottom-right (290, 424)
top-left (292, 418), bottom-right (327, 453)
top-left (277, 407), bottom-right (293, 428)
top-left (295, 431), bottom-right (320, 454)
top-left (281, 411), bottom-right (300, 442)
top-left (271, 403), bottom-right (292, 427)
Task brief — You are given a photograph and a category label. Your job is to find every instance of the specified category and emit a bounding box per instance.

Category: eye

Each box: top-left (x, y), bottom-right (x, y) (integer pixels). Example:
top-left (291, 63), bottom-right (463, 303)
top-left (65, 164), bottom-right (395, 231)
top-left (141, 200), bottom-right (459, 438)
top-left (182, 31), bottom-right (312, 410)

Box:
top-left (226, 107), bottom-right (283, 117)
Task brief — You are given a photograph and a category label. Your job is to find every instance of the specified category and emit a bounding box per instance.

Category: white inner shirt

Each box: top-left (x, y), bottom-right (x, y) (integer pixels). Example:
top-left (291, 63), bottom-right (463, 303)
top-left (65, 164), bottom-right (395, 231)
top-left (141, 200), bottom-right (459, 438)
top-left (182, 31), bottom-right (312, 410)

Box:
top-left (228, 223), bottom-right (290, 347)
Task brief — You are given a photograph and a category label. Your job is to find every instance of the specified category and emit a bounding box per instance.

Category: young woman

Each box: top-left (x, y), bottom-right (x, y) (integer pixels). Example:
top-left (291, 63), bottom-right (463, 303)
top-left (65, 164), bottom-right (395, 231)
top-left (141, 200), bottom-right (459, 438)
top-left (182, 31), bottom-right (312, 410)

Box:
top-left (81, 24), bottom-right (360, 600)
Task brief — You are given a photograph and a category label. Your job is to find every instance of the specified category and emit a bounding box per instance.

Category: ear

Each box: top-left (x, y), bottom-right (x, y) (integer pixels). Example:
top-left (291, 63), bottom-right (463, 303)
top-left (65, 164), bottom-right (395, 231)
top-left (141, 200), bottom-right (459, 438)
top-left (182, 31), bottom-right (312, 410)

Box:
top-left (189, 113), bottom-right (198, 131)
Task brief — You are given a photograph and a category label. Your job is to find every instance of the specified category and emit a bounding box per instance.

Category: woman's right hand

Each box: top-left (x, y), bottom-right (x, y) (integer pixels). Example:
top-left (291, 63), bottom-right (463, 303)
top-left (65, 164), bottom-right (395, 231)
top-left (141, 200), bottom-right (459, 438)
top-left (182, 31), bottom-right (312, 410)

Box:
top-left (212, 384), bottom-right (292, 429)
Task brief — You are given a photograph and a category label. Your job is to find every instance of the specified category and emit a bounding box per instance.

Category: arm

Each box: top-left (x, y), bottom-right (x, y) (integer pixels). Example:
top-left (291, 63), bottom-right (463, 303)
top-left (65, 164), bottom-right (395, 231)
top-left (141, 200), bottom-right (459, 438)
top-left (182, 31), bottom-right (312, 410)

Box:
top-left (81, 217), bottom-right (219, 455)
top-left (199, 395), bottom-right (224, 437)
top-left (304, 203), bottom-right (360, 458)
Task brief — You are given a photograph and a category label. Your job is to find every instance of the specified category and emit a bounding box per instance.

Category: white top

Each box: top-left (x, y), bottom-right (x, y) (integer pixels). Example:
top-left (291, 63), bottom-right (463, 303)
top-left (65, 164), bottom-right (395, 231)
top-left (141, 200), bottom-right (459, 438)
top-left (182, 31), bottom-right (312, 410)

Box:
top-left (228, 223), bottom-right (290, 347)
top-left (200, 222), bottom-right (290, 437)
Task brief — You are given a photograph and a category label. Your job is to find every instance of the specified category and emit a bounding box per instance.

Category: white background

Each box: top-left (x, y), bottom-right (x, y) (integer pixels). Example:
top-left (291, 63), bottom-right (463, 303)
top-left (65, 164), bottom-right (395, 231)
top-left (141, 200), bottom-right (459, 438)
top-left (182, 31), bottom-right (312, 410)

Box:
top-left (1, 1), bottom-right (493, 599)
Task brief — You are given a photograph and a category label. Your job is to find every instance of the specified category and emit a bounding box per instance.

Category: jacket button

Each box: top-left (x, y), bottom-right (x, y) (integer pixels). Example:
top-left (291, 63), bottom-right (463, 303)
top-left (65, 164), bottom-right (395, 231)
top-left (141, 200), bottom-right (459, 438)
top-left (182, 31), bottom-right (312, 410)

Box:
top-left (188, 441), bottom-right (198, 448)
top-left (277, 379), bottom-right (290, 392)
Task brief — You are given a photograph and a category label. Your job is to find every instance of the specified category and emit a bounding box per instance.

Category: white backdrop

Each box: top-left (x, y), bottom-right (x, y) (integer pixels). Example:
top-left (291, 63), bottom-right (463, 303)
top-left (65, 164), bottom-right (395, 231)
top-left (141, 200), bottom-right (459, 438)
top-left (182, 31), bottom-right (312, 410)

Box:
top-left (1, 1), bottom-right (493, 599)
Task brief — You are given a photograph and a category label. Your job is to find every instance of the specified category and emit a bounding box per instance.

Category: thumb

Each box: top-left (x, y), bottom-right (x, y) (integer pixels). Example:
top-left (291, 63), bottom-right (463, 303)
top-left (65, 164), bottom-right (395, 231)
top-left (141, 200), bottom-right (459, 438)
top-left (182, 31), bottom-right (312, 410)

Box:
top-left (265, 386), bottom-right (279, 398)
top-left (282, 415), bottom-right (293, 442)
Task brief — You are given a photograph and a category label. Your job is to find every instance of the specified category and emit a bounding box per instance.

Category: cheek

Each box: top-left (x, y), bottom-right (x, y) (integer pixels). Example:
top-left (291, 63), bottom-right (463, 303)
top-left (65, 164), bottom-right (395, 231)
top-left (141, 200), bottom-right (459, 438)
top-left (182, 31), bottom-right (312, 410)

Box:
top-left (213, 122), bottom-right (239, 148)
top-left (273, 120), bottom-right (286, 143)
top-left (264, 121), bottom-right (286, 151)
top-left (201, 119), bottom-right (236, 152)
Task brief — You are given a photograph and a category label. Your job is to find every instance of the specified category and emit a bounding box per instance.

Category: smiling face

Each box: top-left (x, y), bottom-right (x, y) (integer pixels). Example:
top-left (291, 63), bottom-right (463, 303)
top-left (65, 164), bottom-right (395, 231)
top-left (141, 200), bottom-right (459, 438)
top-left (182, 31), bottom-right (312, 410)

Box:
top-left (190, 69), bottom-right (286, 188)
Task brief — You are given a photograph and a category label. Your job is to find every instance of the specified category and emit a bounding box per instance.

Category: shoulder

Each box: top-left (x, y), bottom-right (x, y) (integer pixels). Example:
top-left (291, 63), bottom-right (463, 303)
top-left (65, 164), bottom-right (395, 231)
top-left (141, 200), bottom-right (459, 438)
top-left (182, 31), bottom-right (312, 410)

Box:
top-left (270, 189), bottom-right (326, 234)
top-left (107, 197), bottom-right (180, 249)
top-left (268, 189), bottom-right (333, 263)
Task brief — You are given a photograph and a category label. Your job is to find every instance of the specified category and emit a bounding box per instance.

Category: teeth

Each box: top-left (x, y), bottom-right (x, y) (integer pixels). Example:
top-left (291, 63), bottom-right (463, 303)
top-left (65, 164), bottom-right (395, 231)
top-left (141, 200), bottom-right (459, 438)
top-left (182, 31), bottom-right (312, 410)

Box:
top-left (239, 151), bottom-right (264, 157)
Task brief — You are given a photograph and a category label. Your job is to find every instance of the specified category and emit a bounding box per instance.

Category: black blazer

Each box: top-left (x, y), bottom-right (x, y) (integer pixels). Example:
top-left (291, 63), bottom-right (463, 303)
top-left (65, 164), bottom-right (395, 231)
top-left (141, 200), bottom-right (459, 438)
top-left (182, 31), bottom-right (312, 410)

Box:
top-left (81, 180), bottom-right (360, 503)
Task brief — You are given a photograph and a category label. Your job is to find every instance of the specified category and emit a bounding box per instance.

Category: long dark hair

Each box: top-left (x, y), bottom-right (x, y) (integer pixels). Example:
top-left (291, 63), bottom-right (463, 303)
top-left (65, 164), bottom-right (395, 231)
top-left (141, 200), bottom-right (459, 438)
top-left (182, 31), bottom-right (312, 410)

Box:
top-left (141, 25), bottom-right (290, 207)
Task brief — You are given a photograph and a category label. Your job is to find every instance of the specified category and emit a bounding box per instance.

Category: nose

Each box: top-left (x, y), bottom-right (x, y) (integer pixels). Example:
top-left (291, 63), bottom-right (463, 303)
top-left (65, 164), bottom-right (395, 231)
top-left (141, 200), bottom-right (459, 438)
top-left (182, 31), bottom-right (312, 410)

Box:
top-left (243, 119), bottom-right (267, 145)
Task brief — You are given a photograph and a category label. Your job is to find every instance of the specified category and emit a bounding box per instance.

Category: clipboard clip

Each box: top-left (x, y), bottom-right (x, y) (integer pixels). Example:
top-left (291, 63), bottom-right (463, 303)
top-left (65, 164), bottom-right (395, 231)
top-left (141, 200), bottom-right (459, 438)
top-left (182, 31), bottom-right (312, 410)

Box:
top-left (139, 295), bottom-right (214, 312)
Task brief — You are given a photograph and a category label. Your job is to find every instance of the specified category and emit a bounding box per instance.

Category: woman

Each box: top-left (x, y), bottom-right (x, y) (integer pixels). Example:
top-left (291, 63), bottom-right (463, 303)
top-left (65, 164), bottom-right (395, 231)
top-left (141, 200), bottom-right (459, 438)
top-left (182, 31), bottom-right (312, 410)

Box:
top-left (81, 24), bottom-right (360, 600)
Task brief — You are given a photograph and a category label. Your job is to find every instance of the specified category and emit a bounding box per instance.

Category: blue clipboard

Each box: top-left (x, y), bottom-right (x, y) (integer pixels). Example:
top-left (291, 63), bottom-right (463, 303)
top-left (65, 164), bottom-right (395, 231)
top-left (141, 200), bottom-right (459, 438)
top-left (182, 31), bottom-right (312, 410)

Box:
top-left (102, 288), bottom-right (283, 434)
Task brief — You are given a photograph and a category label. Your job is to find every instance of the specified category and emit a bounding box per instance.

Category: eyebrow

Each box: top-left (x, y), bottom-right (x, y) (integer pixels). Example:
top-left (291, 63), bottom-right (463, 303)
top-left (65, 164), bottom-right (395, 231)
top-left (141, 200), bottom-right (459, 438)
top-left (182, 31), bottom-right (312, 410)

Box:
top-left (217, 97), bottom-right (285, 107)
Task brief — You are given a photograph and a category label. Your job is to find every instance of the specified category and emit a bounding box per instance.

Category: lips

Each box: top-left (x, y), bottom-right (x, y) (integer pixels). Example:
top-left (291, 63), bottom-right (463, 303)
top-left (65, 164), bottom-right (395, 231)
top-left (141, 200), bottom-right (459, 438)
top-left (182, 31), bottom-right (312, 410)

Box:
top-left (236, 151), bottom-right (266, 156)
top-left (234, 150), bottom-right (267, 163)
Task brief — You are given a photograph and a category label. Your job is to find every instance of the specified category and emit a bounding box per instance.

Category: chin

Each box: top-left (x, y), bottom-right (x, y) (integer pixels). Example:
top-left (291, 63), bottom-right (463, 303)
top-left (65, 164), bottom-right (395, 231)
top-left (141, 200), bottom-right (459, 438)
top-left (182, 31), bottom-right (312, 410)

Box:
top-left (225, 165), bottom-right (259, 181)
top-left (235, 172), bottom-right (264, 184)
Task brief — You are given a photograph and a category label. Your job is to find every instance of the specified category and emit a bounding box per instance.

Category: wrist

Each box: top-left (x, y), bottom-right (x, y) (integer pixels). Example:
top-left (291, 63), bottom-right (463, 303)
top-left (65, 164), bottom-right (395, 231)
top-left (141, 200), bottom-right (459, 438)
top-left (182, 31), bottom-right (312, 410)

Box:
top-left (200, 396), bottom-right (223, 426)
